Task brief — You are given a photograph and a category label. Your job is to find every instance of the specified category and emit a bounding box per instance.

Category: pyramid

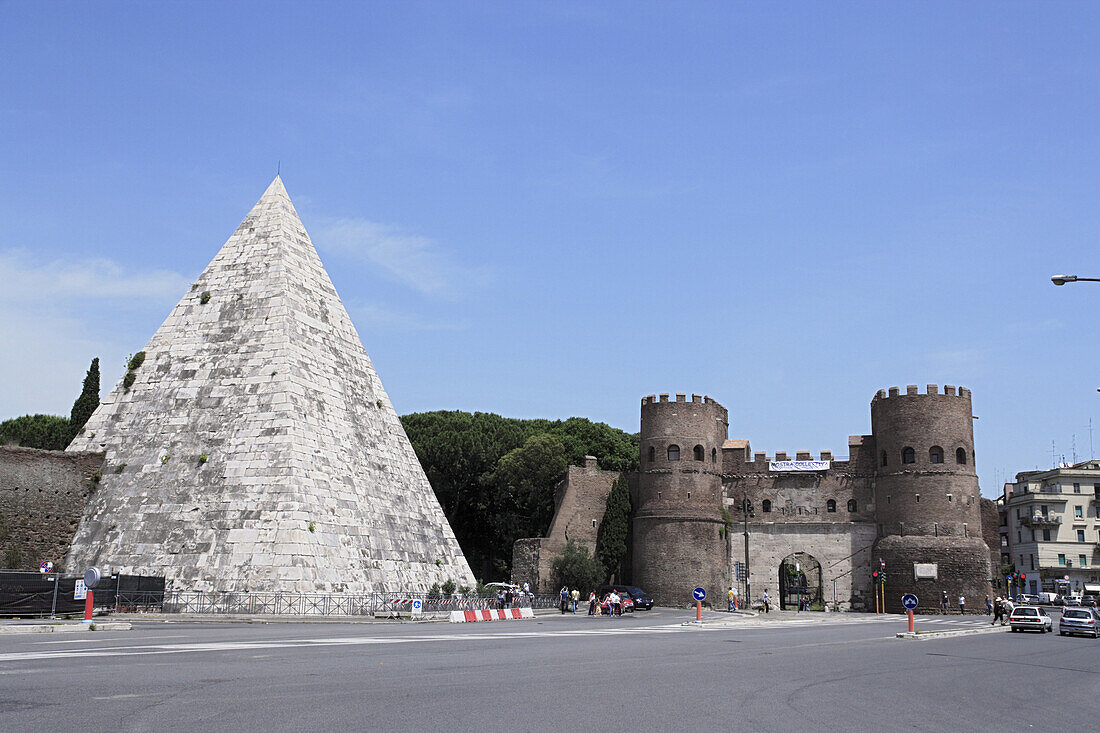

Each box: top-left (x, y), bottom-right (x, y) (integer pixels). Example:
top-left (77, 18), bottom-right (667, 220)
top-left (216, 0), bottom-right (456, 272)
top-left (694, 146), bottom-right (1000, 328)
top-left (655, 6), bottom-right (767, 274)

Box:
top-left (66, 177), bottom-right (475, 593)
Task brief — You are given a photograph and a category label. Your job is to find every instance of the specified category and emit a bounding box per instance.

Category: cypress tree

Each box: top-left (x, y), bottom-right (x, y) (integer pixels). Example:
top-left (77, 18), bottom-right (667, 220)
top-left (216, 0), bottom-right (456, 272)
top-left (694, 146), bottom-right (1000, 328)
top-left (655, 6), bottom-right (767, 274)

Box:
top-left (68, 357), bottom-right (100, 444)
top-left (596, 473), bottom-right (631, 582)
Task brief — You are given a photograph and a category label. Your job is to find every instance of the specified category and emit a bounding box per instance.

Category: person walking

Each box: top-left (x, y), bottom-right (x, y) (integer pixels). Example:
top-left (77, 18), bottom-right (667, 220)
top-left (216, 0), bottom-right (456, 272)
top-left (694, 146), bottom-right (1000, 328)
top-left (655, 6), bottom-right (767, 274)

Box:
top-left (1001, 597), bottom-right (1013, 625)
top-left (762, 589), bottom-right (770, 613)
top-left (728, 586), bottom-right (735, 612)
top-left (731, 585), bottom-right (739, 611)
top-left (991, 597), bottom-right (1003, 625)
top-left (984, 596), bottom-right (992, 615)
top-left (570, 588), bottom-right (579, 614)
top-left (958, 594), bottom-right (966, 614)
top-left (940, 592), bottom-right (949, 613)
top-left (587, 591), bottom-right (597, 616)
top-left (610, 589), bottom-right (622, 616)
top-left (504, 588), bottom-right (513, 609)
top-left (559, 586), bottom-right (569, 614)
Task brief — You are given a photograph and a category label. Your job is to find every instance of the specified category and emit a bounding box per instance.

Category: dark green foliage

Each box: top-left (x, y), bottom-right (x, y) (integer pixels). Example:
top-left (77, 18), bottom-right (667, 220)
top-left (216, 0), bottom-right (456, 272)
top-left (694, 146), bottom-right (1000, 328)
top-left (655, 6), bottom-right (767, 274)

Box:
top-left (200, 291), bottom-right (211, 304)
top-left (68, 357), bottom-right (100, 443)
top-left (4, 545), bottom-right (22, 569)
top-left (0, 414), bottom-right (72, 450)
top-left (427, 582), bottom-right (441, 600)
top-left (122, 351), bottom-right (146, 393)
top-left (400, 410), bottom-right (638, 581)
top-left (551, 539), bottom-right (606, 595)
top-left (596, 474), bottom-right (631, 581)
top-left (441, 579), bottom-right (457, 596)
top-left (485, 434), bottom-right (568, 562)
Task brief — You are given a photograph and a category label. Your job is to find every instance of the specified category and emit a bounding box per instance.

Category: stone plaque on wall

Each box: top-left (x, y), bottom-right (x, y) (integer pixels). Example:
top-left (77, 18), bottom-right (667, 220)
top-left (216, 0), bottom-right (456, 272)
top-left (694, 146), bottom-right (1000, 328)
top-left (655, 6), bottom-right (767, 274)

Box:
top-left (914, 563), bottom-right (938, 580)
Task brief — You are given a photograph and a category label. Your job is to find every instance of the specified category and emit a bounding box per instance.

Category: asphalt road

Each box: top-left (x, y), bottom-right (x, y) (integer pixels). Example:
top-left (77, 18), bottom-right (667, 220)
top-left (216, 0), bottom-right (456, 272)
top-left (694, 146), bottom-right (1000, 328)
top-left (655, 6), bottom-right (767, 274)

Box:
top-left (1, 608), bottom-right (1096, 731)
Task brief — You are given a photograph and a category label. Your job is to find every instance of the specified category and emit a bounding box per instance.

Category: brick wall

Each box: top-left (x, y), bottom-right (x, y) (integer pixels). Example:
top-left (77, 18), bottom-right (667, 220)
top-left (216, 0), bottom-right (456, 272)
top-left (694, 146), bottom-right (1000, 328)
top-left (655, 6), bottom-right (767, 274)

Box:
top-left (0, 447), bottom-right (104, 572)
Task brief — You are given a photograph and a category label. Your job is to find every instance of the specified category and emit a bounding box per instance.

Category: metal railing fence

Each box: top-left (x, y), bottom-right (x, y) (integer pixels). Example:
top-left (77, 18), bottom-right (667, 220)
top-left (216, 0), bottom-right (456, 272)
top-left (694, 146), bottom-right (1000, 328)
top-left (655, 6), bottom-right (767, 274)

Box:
top-left (112, 590), bottom-right (561, 617)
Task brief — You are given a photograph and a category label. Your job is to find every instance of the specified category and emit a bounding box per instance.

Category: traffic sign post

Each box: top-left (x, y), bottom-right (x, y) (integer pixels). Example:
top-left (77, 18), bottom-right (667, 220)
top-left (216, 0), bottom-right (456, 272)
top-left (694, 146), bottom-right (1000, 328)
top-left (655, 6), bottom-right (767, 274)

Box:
top-left (902, 594), bottom-right (919, 633)
top-left (411, 599), bottom-right (423, 616)
top-left (692, 587), bottom-right (706, 624)
top-left (40, 561), bottom-right (53, 574)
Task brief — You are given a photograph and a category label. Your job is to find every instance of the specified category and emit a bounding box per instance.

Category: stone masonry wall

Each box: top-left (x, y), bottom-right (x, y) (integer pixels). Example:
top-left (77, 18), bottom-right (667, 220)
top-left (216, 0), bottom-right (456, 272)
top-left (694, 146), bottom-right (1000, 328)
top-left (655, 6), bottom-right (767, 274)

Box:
top-left (0, 447), bottom-right (105, 572)
top-left (511, 458), bottom-right (617, 594)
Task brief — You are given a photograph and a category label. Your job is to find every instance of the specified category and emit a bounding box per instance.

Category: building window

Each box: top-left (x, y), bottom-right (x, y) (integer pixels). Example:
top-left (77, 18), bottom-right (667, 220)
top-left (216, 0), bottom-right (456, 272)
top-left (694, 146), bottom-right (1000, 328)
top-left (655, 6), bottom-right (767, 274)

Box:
top-left (667, 445), bottom-right (680, 461)
top-left (1058, 554), bottom-right (1066, 566)
top-left (1040, 505), bottom-right (1048, 517)
top-left (1016, 508), bottom-right (1023, 520)
top-left (847, 499), bottom-right (857, 512)
top-left (1073, 482), bottom-right (1081, 493)
top-left (1017, 531), bottom-right (1022, 543)
top-left (929, 446), bottom-right (943, 464)
top-left (916, 494), bottom-right (921, 503)
top-left (955, 447), bottom-right (967, 465)
top-left (1078, 529), bottom-right (1086, 542)
top-left (712, 447), bottom-right (717, 463)
top-left (762, 499), bottom-right (771, 513)
top-left (693, 445), bottom-right (704, 461)
top-left (1080, 554), bottom-right (1088, 567)
top-left (1074, 505), bottom-right (1083, 518)
top-left (902, 447), bottom-right (915, 464)
top-left (648, 446), bottom-right (655, 463)
top-left (1042, 529), bottom-right (1050, 541)
top-left (881, 450), bottom-right (888, 467)
top-left (1030, 555), bottom-right (1035, 570)
top-left (826, 499), bottom-right (836, 513)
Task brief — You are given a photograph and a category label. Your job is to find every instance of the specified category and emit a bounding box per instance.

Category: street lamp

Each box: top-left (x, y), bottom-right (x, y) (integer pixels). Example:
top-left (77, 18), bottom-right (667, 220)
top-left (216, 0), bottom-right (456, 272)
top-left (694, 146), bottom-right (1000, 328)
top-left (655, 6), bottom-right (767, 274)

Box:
top-left (1052, 274), bottom-right (1100, 286)
top-left (742, 495), bottom-right (754, 606)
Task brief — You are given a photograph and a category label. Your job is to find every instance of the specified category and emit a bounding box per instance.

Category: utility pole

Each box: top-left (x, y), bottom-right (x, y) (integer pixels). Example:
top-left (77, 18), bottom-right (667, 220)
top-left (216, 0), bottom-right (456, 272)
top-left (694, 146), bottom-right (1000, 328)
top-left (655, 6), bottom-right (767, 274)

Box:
top-left (742, 495), bottom-right (753, 606)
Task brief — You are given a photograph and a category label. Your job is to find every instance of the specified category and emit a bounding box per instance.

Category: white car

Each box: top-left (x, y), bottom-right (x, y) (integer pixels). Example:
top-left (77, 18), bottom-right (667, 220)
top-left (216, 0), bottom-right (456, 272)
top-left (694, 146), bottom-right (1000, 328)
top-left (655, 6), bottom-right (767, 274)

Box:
top-left (1009, 606), bottom-right (1053, 633)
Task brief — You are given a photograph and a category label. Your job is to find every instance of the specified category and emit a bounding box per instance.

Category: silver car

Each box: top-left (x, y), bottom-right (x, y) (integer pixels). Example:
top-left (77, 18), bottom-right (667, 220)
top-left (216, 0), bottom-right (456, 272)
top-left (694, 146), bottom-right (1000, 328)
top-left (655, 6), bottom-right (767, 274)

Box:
top-left (1058, 608), bottom-right (1100, 638)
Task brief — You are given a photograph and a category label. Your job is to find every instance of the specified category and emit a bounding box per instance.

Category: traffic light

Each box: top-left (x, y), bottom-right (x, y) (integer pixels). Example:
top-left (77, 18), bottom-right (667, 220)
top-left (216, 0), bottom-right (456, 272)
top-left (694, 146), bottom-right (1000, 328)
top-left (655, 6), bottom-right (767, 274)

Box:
top-left (872, 571), bottom-right (881, 584)
top-left (1020, 573), bottom-right (1026, 582)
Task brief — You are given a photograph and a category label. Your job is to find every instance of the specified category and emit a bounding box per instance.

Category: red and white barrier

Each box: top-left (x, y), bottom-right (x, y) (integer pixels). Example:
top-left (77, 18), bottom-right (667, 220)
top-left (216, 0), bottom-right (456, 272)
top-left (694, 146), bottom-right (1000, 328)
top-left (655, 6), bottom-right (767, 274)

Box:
top-left (449, 607), bottom-right (534, 623)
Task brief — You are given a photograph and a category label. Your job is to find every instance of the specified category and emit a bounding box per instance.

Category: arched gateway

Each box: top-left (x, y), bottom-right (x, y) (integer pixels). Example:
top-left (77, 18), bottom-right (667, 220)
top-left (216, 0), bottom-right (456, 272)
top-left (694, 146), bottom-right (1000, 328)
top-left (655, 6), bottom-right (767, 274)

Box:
top-left (779, 552), bottom-right (822, 610)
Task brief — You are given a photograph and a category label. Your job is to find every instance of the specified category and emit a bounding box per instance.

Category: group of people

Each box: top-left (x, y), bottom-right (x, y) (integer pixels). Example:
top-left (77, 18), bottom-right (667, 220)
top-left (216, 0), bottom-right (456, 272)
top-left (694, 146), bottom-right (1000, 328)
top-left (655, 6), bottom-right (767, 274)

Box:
top-left (940, 592), bottom-right (968, 614)
top-left (990, 596), bottom-right (1015, 625)
top-left (555, 587), bottom-right (626, 616)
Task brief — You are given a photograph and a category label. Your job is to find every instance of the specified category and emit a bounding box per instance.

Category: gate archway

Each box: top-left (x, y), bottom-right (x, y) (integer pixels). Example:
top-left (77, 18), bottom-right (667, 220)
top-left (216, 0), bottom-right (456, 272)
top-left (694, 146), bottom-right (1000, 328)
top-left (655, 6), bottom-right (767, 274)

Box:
top-left (779, 552), bottom-right (822, 610)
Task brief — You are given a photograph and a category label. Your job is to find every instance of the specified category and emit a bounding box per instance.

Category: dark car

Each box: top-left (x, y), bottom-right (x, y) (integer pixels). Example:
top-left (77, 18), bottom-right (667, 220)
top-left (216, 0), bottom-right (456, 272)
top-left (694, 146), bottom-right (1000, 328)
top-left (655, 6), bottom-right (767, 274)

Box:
top-left (599, 585), bottom-right (653, 610)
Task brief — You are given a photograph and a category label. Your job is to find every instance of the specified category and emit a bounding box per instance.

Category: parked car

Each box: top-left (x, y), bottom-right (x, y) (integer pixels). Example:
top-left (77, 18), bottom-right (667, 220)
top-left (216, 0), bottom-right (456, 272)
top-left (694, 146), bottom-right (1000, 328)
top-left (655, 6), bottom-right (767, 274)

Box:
top-left (1058, 608), bottom-right (1100, 638)
top-left (1014, 594), bottom-right (1039, 605)
top-left (1037, 592), bottom-right (1060, 605)
top-left (1064, 595), bottom-right (1082, 607)
top-left (598, 585), bottom-right (653, 610)
top-left (1009, 605), bottom-right (1053, 633)
top-left (599, 594), bottom-right (633, 615)
top-left (1081, 595), bottom-right (1098, 608)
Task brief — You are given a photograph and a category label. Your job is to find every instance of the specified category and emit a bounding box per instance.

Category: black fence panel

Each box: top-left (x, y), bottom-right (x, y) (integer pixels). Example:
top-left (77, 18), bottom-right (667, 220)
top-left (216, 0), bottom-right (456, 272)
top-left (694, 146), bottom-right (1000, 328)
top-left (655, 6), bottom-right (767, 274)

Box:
top-left (0, 571), bottom-right (165, 617)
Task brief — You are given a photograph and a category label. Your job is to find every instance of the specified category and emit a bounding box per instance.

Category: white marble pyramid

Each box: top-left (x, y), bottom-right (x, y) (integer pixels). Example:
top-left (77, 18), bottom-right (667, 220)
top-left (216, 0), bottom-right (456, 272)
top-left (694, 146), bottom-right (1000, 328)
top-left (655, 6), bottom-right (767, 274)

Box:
top-left (67, 177), bottom-right (475, 593)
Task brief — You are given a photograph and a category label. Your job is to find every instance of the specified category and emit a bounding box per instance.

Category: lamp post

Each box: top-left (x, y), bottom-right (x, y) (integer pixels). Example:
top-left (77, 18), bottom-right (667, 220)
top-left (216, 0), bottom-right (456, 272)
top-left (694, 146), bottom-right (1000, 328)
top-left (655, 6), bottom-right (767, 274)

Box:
top-left (742, 495), bottom-right (754, 606)
top-left (1051, 274), bottom-right (1100, 286)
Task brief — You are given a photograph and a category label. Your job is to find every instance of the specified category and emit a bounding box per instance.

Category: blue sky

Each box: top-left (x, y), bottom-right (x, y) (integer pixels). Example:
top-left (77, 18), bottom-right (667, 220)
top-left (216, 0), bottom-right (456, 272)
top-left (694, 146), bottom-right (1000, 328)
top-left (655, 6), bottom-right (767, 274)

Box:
top-left (2, 2), bottom-right (1098, 496)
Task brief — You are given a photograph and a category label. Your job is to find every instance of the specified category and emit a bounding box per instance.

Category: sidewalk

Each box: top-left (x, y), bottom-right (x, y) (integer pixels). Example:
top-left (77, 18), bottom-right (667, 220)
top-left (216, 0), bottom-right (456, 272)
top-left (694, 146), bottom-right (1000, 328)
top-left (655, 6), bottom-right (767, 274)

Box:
top-left (0, 619), bottom-right (132, 635)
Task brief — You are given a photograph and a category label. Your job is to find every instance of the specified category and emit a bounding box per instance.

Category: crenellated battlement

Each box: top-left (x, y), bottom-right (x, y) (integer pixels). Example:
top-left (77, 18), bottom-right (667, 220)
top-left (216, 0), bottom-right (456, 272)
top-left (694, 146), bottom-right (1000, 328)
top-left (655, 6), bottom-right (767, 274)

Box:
top-left (642, 393), bottom-right (719, 406)
top-left (872, 384), bottom-right (971, 402)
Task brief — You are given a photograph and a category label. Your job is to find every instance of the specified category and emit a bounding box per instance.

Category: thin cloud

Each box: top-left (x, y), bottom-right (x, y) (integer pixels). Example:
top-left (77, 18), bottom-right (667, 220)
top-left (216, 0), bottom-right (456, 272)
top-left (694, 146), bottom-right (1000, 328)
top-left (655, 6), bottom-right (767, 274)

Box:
top-left (0, 249), bottom-right (190, 302)
top-left (347, 300), bottom-right (465, 333)
top-left (317, 218), bottom-right (491, 299)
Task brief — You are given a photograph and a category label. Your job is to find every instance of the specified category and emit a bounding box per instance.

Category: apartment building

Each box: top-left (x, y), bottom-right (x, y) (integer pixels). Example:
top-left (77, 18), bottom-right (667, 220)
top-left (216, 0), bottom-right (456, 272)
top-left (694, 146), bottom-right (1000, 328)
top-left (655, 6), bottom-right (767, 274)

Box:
top-left (1001, 461), bottom-right (1100, 597)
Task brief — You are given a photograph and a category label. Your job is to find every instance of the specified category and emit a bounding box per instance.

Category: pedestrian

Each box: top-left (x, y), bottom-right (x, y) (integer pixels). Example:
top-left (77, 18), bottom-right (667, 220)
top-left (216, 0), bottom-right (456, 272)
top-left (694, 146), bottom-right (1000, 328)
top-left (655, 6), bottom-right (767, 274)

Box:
top-left (762, 589), bottom-right (770, 613)
top-left (588, 591), bottom-right (597, 616)
top-left (984, 597), bottom-right (992, 615)
top-left (570, 588), bottom-right (579, 614)
top-left (731, 585), bottom-right (739, 610)
top-left (610, 589), bottom-right (622, 616)
top-left (523, 581), bottom-right (530, 597)
top-left (958, 594), bottom-right (965, 614)
top-left (941, 592), bottom-right (948, 613)
top-left (559, 586), bottom-right (569, 614)
top-left (728, 586), bottom-right (735, 612)
top-left (1001, 598), bottom-right (1013, 625)
top-left (497, 590), bottom-right (504, 609)
top-left (991, 597), bottom-right (1002, 626)
top-left (504, 588), bottom-right (513, 609)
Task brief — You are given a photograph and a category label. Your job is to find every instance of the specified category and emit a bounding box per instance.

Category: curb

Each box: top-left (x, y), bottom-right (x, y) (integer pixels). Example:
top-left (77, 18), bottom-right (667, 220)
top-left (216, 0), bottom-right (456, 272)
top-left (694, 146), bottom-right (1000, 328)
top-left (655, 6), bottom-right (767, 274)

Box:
top-left (896, 625), bottom-right (1009, 640)
top-left (0, 621), bottom-right (132, 635)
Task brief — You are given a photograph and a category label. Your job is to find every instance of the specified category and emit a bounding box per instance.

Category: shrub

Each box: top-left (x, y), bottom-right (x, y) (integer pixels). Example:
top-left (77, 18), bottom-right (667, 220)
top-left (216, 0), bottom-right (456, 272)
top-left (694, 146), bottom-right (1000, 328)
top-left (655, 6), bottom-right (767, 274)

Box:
top-left (122, 372), bottom-right (136, 391)
top-left (551, 539), bottom-right (605, 596)
top-left (441, 579), bottom-right (457, 596)
top-left (427, 582), bottom-right (442, 600)
top-left (127, 352), bottom-right (146, 371)
top-left (199, 453), bottom-right (208, 464)
top-left (200, 291), bottom-right (211, 305)
top-left (308, 521), bottom-right (316, 533)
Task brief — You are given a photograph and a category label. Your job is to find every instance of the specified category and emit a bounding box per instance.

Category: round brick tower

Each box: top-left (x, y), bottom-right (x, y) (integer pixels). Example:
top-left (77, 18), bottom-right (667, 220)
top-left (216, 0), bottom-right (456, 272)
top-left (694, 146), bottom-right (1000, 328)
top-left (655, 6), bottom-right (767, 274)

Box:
top-left (870, 385), bottom-right (993, 613)
top-left (633, 393), bottom-right (729, 607)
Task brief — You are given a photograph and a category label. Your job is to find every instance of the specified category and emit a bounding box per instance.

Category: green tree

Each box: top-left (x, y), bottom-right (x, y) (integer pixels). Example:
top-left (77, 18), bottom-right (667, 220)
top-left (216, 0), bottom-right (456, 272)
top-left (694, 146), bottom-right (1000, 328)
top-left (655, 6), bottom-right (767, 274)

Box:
top-left (596, 473), bottom-right (631, 582)
top-left (68, 357), bottom-right (100, 444)
top-left (485, 433), bottom-right (569, 548)
top-left (0, 414), bottom-right (71, 450)
top-left (551, 539), bottom-right (605, 595)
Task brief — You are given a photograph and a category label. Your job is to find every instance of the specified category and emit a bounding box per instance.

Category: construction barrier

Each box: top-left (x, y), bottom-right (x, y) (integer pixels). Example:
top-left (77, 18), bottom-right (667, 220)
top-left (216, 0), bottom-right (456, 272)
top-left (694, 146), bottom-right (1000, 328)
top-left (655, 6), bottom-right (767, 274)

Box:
top-left (449, 607), bottom-right (534, 623)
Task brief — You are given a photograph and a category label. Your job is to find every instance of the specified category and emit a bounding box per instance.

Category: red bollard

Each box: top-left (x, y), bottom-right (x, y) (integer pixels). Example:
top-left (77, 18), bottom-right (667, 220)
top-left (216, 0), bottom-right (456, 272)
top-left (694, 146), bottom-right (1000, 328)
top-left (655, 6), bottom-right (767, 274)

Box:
top-left (696, 600), bottom-right (702, 623)
top-left (907, 609), bottom-right (914, 633)
top-left (84, 589), bottom-right (93, 622)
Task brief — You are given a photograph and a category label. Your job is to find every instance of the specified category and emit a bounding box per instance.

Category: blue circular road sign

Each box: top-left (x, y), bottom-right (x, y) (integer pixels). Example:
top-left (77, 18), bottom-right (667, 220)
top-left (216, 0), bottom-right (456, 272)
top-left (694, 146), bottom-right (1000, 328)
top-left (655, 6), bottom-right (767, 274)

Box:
top-left (902, 593), bottom-right (919, 610)
top-left (692, 587), bottom-right (706, 601)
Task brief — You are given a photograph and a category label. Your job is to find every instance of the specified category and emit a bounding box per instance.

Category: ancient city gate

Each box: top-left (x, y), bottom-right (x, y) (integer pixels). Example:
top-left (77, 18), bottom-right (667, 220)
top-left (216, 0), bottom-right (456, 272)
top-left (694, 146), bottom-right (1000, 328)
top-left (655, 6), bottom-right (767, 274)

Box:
top-left (779, 552), bottom-right (822, 610)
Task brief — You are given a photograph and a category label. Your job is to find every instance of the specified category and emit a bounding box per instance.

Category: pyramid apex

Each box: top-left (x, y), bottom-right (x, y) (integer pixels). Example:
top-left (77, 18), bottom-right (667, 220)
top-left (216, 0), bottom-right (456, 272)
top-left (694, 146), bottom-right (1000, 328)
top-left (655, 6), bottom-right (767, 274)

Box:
top-left (261, 174), bottom-right (288, 200)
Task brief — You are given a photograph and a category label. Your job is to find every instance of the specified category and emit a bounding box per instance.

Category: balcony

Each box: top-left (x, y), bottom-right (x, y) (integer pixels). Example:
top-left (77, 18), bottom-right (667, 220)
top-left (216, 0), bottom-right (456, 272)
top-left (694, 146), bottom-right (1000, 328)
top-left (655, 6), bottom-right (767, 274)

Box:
top-left (1021, 515), bottom-right (1062, 528)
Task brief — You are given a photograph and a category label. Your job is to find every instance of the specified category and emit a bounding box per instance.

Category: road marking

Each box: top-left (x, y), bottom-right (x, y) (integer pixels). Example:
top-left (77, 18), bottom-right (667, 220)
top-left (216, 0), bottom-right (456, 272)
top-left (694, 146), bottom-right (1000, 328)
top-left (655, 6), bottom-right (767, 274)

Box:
top-left (34, 634), bottom-right (189, 645)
